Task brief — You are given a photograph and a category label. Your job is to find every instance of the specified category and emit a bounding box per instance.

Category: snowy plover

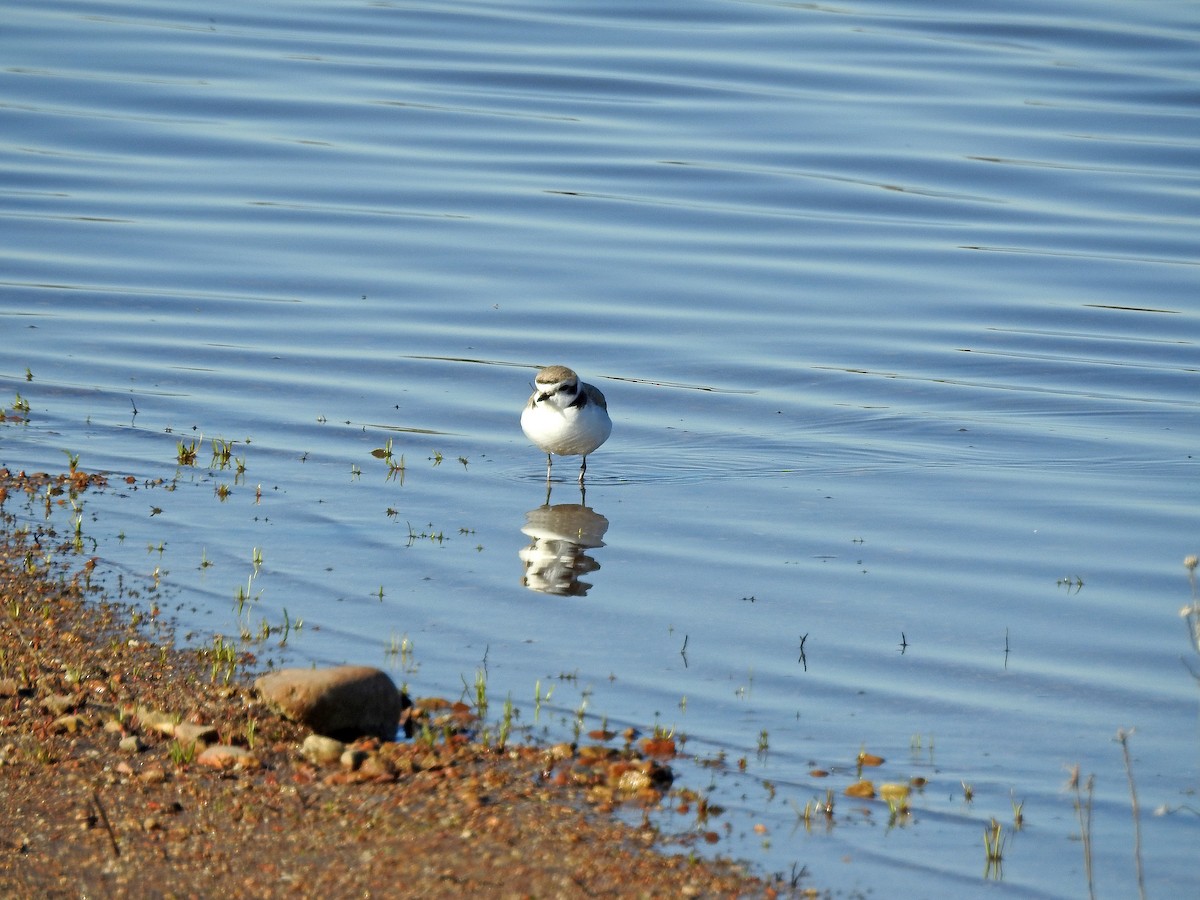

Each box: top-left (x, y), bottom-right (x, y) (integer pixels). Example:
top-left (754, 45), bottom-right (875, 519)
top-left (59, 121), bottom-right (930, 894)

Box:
top-left (521, 365), bottom-right (612, 483)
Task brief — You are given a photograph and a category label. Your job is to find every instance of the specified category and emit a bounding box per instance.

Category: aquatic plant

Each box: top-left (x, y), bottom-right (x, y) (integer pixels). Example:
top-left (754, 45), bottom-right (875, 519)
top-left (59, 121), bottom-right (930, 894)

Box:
top-left (405, 521), bottom-right (445, 546)
top-left (983, 817), bottom-right (1006, 878)
top-left (497, 694), bottom-right (514, 750)
top-left (533, 679), bottom-right (553, 723)
top-left (167, 738), bottom-right (197, 767)
top-left (1182, 555), bottom-right (1200, 676)
top-left (1067, 764), bottom-right (1095, 900)
top-left (210, 437), bottom-right (233, 468)
top-left (209, 634), bottom-right (239, 683)
top-left (1056, 574), bottom-right (1085, 594)
top-left (386, 454), bottom-right (405, 483)
top-left (1115, 728), bottom-right (1147, 900)
top-left (466, 668), bottom-right (488, 718)
top-left (176, 439), bottom-right (198, 466)
top-left (1010, 792), bottom-right (1025, 830)
top-left (572, 696), bottom-right (589, 743)
top-left (233, 574), bottom-right (261, 616)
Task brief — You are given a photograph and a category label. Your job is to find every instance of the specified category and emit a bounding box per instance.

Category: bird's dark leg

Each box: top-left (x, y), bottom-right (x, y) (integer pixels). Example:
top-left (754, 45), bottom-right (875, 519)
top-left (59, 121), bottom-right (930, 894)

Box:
top-left (578, 456), bottom-right (587, 485)
top-left (545, 453), bottom-right (553, 482)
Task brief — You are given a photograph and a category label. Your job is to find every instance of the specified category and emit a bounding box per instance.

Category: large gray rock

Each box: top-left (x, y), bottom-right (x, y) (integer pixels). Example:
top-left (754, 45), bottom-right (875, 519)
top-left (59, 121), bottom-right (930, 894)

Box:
top-left (255, 665), bottom-right (410, 741)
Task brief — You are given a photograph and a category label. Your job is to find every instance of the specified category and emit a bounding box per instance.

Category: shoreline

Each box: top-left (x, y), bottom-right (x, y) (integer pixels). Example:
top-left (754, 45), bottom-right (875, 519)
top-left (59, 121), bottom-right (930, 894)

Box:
top-left (0, 467), bottom-right (800, 898)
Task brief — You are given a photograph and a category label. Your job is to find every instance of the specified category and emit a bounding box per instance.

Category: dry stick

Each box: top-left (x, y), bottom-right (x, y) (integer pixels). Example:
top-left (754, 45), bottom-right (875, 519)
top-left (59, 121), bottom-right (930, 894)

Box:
top-left (92, 790), bottom-right (120, 858)
top-left (1081, 775), bottom-right (1095, 900)
top-left (1116, 729), bottom-right (1147, 900)
top-left (1069, 765), bottom-right (1096, 900)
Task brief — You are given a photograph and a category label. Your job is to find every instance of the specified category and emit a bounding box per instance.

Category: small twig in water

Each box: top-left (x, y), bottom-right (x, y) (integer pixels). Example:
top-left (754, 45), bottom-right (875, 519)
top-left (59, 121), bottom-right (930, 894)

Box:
top-left (1067, 764), bottom-right (1095, 900)
top-left (1116, 728), bottom-right (1147, 900)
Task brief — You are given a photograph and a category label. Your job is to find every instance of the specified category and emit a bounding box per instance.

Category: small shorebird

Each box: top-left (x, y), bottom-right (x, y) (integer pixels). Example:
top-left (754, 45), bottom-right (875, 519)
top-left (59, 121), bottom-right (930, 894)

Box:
top-left (521, 365), bottom-right (612, 484)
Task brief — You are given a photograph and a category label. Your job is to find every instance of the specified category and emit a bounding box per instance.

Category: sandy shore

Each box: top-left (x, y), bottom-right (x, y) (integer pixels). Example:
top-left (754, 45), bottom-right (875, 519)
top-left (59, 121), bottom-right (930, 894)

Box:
top-left (0, 467), bottom-right (801, 898)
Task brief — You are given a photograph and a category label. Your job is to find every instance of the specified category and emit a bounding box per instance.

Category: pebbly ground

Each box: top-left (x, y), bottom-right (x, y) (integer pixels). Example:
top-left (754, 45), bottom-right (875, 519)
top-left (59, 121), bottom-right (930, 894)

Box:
top-left (0, 468), bottom-right (806, 898)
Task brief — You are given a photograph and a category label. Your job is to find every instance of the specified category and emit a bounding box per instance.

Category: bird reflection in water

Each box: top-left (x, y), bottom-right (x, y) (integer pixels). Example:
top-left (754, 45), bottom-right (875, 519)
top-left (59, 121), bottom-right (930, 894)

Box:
top-left (519, 502), bottom-right (609, 596)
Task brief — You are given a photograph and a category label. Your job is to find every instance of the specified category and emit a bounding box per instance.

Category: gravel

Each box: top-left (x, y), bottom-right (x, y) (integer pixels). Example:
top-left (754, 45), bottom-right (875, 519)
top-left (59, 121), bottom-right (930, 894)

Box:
top-left (0, 468), bottom-right (804, 898)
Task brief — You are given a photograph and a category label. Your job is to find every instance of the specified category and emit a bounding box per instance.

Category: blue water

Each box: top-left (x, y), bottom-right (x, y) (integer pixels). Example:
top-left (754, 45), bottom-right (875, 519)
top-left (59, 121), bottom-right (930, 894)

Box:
top-left (3, 1), bottom-right (1198, 895)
